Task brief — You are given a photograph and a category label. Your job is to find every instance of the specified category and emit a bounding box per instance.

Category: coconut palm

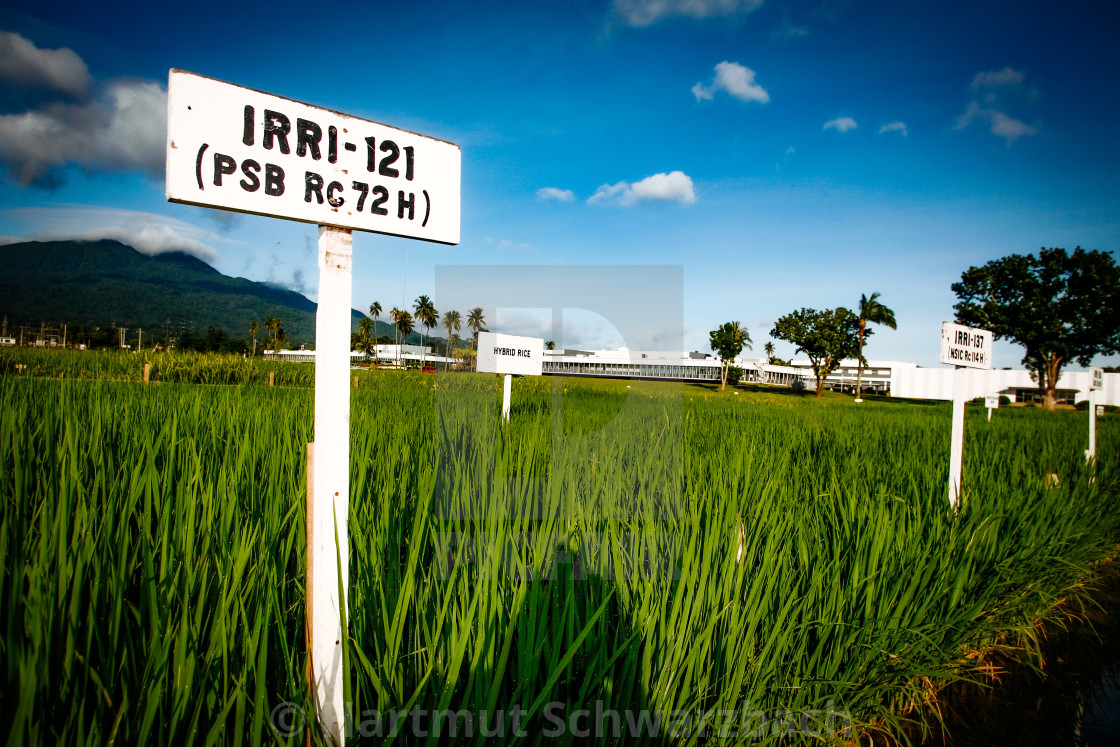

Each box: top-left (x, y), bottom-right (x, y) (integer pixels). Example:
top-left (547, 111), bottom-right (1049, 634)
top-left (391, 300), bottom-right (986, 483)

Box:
top-left (854, 292), bottom-right (897, 401)
top-left (263, 315), bottom-right (281, 355)
top-left (545, 340), bottom-right (556, 350)
top-left (389, 307), bottom-right (402, 364)
top-left (249, 321), bottom-right (259, 357)
top-left (466, 307), bottom-right (486, 371)
top-left (413, 295), bottom-right (438, 368)
top-left (441, 310), bottom-right (461, 371)
top-left (395, 311), bottom-right (414, 367)
top-left (369, 301), bottom-right (382, 362)
top-left (764, 341), bottom-right (774, 363)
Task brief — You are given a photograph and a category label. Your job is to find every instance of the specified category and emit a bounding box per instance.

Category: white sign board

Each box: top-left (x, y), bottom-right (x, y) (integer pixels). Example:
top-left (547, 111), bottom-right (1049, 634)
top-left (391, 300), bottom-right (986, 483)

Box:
top-left (1091, 367), bottom-right (1103, 391)
top-left (476, 332), bottom-right (543, 376)
top-left (985, 395), bottom-right (1000, 409)
top-left (166, 69), bottom-right (460, 244)
top-left (940, 322), bottom-right (993, 370)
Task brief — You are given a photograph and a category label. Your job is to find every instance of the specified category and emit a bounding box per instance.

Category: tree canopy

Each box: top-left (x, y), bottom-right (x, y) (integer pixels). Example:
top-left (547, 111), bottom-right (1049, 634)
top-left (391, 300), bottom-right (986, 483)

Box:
top-left (709, 321), bottom-right (751, 390)
top-left (952, 247), bottom-right (1120, 408)
top-left (770, 307), bottom-right (862, 397)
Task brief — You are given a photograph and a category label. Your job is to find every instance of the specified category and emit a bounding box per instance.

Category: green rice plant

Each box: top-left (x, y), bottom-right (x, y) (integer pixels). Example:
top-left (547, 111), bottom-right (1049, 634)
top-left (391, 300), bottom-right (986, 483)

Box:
top-left (1, 372), bottom-right (1116, 745)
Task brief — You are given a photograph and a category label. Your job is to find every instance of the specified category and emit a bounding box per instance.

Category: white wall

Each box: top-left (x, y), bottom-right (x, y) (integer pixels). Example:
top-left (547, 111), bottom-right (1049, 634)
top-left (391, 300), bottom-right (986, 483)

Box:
top-left (892, 367), bottom-right (1119, 406)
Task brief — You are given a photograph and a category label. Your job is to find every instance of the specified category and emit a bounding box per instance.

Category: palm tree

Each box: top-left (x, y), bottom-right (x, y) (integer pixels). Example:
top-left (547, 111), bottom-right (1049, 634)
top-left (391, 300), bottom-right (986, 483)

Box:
top-left (264, 315), bottom-right (281, 356)
top-left (545, 340), bottom-right (556, 350)
top-left (854, 292), bottom-right (897, 401)
top-left (466, 307), bottom-right (486, 371)
top-left (389, 307), bottom-right (402, 364)
top-left (369, 301), bottom-right (382, 362)
top-left (413, 295), bottom-right (438, 369)
top-left (441, 310), bottom-right (461, 371)
top-left (249, 320), bottom-right (258, 357)
top-left (764, 341), bottom-right (774, 363)
top-left (395, 311), bottom-right (414, 367)
top-left (355, 333), bottom-right (375, 362)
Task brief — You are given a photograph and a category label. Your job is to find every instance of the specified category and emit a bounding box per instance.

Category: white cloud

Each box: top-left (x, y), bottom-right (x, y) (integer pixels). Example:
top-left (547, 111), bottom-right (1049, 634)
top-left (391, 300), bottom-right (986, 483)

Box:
top-left (0, 31), bottom-right (90, 99)
top-left (536, 187), bottom-right (576, 202)
top-left (878, 121), bottom-right (908, 136)
top-left (589, 171), bottom-right (696, 206)
top-left (692, 61), bottom-right (769, 104)
top-left (823, 116), bottom-right (858, 132)
top-left (0, 78), bottom-right (167, 186)
top-left (955, 100), bottom-right (1036, 145)
top-left (1, 206), bottom-right (226, 262)
top-left (612, 0), bottom-right (763, 26)
top-left (969, 66), bottom-right (1024, 91)
top-left (956, 68), bottom-right (1038, 145)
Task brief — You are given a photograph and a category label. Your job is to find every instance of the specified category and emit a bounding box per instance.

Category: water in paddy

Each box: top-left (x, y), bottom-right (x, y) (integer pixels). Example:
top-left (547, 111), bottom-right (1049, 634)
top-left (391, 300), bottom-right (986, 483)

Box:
top-left (918, 562), bottom-right (1120, 746)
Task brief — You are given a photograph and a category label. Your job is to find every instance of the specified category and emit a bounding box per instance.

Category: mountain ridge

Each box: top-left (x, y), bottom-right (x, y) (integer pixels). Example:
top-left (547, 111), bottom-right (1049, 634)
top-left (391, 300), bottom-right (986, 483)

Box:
top-left (0, 239), bottom-right (393, 344)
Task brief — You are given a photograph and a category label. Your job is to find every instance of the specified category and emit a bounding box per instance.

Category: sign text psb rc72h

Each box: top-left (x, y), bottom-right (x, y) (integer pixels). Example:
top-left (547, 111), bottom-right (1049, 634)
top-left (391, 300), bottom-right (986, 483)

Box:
top-left (166, 70), bottom-right (460, 244)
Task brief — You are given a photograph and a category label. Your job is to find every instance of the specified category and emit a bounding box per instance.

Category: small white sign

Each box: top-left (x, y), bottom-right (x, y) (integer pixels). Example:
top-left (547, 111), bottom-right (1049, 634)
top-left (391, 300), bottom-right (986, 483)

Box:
top-left (985, 394), bottom-right (1000, 409)
top-left (1098, 405), bottom-right (1106, 417)
top-left (476, 332), bottom-right (543, 376)
top-left (940, 322), bottom-right (993, 370)
top-left (166, 69), bottom-right (461, 244)
top-left (1090, 367), bottom-right (1103, 391)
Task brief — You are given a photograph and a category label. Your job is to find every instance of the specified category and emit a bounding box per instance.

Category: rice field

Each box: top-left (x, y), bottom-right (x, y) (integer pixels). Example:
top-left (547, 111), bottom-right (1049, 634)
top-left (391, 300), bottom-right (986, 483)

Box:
top-left (1, 352), bottom-right (1117, 745)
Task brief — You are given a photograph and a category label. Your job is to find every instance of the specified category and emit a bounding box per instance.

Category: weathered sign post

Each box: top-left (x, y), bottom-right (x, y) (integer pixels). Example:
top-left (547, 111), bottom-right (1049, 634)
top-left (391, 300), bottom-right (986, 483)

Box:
top-left (166, 69), bottom-right (460, 744)
top-left (1088, 367), bottom-right (1103, 462)
top-left (475, 331), bottom-right (544, 420)
top-left (939, 322), bottom-right (993, 509)
top-left (985, 393), bottom-right (999, 422)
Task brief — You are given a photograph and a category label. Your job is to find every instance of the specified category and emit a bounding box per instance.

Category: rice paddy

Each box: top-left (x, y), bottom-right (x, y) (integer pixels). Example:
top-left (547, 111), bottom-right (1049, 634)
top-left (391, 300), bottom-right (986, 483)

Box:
top-left (1, 351), bottom-right (1117, 745)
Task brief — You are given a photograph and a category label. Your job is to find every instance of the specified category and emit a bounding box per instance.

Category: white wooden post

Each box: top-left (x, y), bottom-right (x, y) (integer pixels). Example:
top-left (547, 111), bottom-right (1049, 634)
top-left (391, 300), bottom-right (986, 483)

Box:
top-left (948, 367), bottom-right (966, 509)
top-left (502, 373), bottom-right (513, 421)
top-left (309, 225), bottom-right (352, 744)
top-left (1087, 388), bottom-right (1097, 463)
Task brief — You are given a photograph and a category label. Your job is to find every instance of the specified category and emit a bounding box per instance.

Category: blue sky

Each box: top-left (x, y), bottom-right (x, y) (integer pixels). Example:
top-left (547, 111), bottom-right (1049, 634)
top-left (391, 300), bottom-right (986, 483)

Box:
top-left (1, 0), bottom-right (1117, 367)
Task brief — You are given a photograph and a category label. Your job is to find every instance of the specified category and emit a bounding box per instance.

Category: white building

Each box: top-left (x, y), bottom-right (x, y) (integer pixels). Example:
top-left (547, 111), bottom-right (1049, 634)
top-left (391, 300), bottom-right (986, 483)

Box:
top-left (789, 358), bottom-right (1119, 406)
top-left (265, 344), bottom-right (455, 367)
top-left (542, 348), bottom-right (805, 387)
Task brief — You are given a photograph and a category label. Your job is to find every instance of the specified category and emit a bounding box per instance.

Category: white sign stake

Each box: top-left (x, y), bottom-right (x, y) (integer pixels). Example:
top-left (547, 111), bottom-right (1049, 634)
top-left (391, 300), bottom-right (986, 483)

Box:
top-left (940, 322), bottom-right (994, 509)
top-left (948, 370), bottom-right (967, 508)
top-left (477, 332), bottom-right (543, 422)
top-left (167, 71), bottom-right (460, 743)
top-left (1088, 367), bottom-right (1103, 463)
top-left (502, 374), bottom-right (513, 421)
top-left (985, 394), bottom-right (999, 422)
top-left (310, 226), bottom-right (352, 744)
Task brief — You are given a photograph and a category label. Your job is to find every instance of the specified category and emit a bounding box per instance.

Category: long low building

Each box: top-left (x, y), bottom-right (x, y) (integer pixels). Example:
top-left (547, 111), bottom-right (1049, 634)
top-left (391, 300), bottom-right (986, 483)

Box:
top-left (789, 358), bottom-right (1119, 405)
top-left (542, 348), bottom-right (805, 386)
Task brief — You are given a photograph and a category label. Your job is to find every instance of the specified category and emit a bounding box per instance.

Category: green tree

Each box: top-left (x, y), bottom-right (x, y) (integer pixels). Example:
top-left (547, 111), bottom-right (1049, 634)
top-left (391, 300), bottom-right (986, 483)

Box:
top-left (414, 295), bottom-right (439, 368)
top-left (441, 309), bottom-right (462, 371)
top-left (369, 301), bottom-right (382, 361)
top-left (395, 311), bottom-right (414, 367)
top-left (389, 307), bottom-right (402, 363)
top-left (770, 308), bottom-right (862, 398)
top-left (952, 247), bottom-right (1120, 409)
top-left (263, 315), bottom-right (281, 355)
top-left (466, 307), bottom-right (486, 371)
top-left (355, 333), bottom-right (376, 361)
top-left (853, 292), bottom-right (897, 401)
top-left (248, 320), bottom-right (258, 357)
top-left (709, 321), bottom-right (751, 391)
top-left (764, 341), bottom-right (774, 363)
top-left (545, 340), bottom-right (556, 351)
